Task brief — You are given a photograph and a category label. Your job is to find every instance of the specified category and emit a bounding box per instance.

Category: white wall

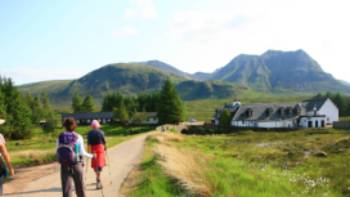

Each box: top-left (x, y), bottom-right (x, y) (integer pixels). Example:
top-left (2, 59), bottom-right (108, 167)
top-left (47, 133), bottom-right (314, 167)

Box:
top-left (299, 116), bottom-right (326, 128)
top-left (318, 99), bottom-right (339, 124)
top-left (232, 120), bottom-right (295, 128)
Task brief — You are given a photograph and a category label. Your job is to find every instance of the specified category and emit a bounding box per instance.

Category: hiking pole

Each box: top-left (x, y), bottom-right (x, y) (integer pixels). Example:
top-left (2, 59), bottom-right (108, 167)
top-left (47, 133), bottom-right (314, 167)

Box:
top-left (106, 150), bottom-right (113, 185)
top-left (84, 157), bottom-right (89, 185)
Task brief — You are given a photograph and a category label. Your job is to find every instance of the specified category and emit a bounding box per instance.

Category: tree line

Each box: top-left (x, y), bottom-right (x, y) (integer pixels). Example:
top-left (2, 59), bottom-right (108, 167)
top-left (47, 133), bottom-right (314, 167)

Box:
top-left (313, 92), bottom-right (350, 116)
top-left (72, 79), bottom-right (185, 125)
top-left (0, 77), bottom-right (57, 139)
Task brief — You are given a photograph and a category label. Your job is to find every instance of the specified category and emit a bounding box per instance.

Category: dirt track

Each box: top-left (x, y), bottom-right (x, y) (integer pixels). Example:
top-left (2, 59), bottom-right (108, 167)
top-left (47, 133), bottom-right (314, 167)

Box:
top-left (3, 134), bottom-right (148, 197)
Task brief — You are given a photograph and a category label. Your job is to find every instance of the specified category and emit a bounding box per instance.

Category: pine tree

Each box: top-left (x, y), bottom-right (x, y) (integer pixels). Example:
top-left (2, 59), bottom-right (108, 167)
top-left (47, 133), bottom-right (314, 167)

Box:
top-left (158, 79), bottom-right (185, 124)
top-left (113, 102), bottom-right (129, 125)
top-left (72, 94), bottom-right (83, 113)
top-left (0, 78), bottom-right (32, 139)
top-left (81, 96), bottom-right (95, 112)
top-left (219, 109), bottom-right (232, 128)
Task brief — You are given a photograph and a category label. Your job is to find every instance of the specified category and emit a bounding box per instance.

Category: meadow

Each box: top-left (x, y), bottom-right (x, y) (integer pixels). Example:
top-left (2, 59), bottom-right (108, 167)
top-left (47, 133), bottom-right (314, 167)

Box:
top-left (7, 125), bottom-right (154, 167)
top-left (127, 128), bottom-right (350, 197)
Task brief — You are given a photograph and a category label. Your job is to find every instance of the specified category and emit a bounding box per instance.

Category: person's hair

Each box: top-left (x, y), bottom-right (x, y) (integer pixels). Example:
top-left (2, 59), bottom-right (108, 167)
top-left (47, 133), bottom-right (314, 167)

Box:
top-left (63, 117), bottom-right (77, 132)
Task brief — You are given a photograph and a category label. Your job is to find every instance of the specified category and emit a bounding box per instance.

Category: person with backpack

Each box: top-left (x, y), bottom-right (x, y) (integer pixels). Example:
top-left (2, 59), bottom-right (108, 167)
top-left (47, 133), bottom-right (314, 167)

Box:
top-left (0, 119), bottom-right (14, 196)
top-left (57, 118), bottom-right (93, 197)
top-left (87, 120), bottom-right (106, 190)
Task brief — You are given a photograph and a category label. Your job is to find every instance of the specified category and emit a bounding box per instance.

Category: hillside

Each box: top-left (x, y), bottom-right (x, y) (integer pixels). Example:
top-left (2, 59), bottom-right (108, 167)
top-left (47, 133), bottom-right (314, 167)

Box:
top-left (18, 49), bottom-right (350, 107)
top-left (210, 50), bottom-right (350, 93)
top-left (18, 63), bottom-right (246, 106)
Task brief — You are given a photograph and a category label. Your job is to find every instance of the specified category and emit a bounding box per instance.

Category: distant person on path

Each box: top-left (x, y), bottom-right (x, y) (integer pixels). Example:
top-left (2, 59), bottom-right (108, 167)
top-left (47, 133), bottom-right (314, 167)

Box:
top-left (87, 120), bottom-right (106, 190)
top-left (0, 119), bottom-right (14, 196)
top-left (57, 118), bottom-right (93, 197)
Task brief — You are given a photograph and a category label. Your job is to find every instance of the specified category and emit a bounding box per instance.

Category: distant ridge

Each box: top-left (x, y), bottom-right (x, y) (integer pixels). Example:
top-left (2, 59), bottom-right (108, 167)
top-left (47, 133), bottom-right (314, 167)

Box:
top-left (18, 49), bottom-right (350, 105)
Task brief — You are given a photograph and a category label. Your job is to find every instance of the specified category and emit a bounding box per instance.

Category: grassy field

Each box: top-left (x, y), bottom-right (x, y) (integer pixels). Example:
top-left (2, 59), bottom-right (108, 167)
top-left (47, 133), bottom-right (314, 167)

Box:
top-left (184, 92), bottom-right (310, 121)
top-left (128, 129), bottom-right (350, 197)
top-left (7, 125), bottom-right (154, 167)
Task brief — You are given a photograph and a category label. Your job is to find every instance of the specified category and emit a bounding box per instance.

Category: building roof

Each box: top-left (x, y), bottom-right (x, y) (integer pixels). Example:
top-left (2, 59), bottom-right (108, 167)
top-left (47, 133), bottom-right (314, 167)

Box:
top-left (62, 112), bottom-right (113, 120)
top-left (303, 98), bottom-right (328, 111)
top-left (231, 98), bottom-right (333, 122)
top-left (232, 103), bottom-right (300, 121)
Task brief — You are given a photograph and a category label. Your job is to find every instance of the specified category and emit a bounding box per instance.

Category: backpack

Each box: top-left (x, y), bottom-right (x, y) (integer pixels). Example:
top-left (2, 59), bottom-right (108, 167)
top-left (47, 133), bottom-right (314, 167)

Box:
top-left (56, 132), bottom-right (80, 166)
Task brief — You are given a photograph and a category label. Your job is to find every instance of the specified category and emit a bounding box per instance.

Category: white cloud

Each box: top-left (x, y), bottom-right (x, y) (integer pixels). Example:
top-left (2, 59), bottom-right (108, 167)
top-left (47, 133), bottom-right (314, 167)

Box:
top-left (164, 0), bottom-right (350, 82)
top-left (123, 0), bottom-right (157, 20)
top-left (112, 26), bottom-right (139, 37)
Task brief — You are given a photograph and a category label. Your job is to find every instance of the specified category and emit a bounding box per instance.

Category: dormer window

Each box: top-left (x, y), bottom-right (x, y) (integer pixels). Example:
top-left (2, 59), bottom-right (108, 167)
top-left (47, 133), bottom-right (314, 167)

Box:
top-left (265, 108), bottom-right (273, 116)
top-left (278, 107), bottom-right (284, 116)
top-left (246, 108), bottom-right (253, 117)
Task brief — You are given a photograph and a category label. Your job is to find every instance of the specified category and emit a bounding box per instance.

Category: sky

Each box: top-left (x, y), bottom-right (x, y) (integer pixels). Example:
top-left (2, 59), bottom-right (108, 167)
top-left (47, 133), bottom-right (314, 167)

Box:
top-left (0, 0), bottom-right (349, 85)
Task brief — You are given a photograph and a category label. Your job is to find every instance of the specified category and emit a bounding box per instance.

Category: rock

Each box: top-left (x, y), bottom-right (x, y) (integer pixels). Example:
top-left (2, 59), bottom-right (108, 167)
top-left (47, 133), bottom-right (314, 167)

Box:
top-left (313, 151), bottom-right (328, 157)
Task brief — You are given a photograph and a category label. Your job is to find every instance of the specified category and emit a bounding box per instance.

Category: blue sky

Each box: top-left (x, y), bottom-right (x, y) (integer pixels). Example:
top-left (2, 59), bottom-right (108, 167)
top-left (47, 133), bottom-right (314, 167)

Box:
top-left (0, 0), bottom-right (349, 84)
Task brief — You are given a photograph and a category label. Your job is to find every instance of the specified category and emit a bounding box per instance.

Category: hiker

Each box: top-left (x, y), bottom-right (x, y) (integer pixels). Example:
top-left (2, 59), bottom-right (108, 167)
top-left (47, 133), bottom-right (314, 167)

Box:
top-left (0, 119), bottom-right (14, 196)
top-left (87, 120), bottom-right (106, 190)
top-left (57, 118), bottom-right (93, 197)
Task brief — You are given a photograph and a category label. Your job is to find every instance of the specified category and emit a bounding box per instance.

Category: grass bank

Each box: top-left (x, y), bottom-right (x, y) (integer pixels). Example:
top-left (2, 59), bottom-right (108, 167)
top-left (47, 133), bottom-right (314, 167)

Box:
top-left (7, 125), bottom-right (154, 167)
top-left (129, 129), bottom-right (350, 197)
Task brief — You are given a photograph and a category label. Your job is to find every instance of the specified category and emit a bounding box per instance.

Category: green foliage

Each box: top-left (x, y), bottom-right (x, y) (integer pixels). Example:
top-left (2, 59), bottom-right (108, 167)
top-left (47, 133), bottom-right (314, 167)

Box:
top-left (0, 77), bottom-right (32, 139)
top-left (81, 95), bottom-right (95, 112)
top-left (158, 80), bottom-right (185, 124)
top-left (72, 94), bottom-right (83, 113)
top-left (72, 94), bottom-right (95, 113)
top-left (313, 92), bottom-right (350, 116)
top-left (136, 92), bottom-right (160, 112)
top-left (42, 112), bottom-right (58, 133)
top-left (219, 109), bottom-right (231, 128)
top-left (113, 103), bottom-right (129, 125)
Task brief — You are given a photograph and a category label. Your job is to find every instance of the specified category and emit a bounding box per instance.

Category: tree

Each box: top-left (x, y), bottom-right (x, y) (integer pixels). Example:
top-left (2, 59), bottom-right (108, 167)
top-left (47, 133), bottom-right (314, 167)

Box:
top-left (219, 109), bottom-right (232, 128)
top-left (102, 93), bottom-right (123, 111)
top-left (42, 112), bottom-right (58, 133)
top-left (72, 94), bottom-right (83, 113)
top-left (158, 79), bottom-right (185, 124)
top-left (0, 78), bottom-right (32, 139)
top-left (113, 102), bottom-right (129, 125)
top-left (81, 96), bottom-right (95, 112)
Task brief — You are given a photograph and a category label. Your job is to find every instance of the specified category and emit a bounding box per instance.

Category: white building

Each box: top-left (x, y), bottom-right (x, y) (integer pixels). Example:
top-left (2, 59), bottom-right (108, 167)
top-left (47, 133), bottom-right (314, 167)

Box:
top-left (228, 98), bottom-right (338, 129)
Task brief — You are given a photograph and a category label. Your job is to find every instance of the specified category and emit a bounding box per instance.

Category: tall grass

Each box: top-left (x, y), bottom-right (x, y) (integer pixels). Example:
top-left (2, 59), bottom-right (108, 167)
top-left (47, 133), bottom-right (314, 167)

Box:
top-left (130, 129), bottom-right (350, 196)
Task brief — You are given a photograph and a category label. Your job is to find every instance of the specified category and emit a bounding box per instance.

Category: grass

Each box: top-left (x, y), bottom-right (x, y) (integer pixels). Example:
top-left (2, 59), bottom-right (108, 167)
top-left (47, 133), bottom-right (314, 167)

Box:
top-left (128, 134), bottom-right (194, 197)
top-left (130, 129), bottom-right (350, 197)
top-left (7, 125), bottom-right (154, 167)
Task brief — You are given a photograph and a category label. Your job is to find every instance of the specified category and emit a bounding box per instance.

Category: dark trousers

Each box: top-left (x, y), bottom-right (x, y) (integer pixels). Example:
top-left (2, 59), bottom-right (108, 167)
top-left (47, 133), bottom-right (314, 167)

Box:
top-left (0, 176), bottom-right (3, 196)
top-left (60, 164), bottom-right (86, 197)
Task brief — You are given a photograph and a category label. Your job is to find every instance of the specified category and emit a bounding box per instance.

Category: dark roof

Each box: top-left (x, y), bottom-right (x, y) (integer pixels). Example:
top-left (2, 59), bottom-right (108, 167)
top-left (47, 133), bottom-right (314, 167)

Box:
top-left (231, 97), bottom-right (335, 122)
top-left (62, 112), bottom-right (113, 120)
top-left (303, 98), bottom-right (328, 111)
top-left (232, 103), bottom-right (301, 121)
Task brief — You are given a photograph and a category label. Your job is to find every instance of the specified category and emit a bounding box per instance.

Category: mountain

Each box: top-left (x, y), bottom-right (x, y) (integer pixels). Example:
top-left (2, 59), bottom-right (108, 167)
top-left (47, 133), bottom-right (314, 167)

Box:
top-left (18, 49), bottom-right (350, 107)
top-left (140, 60), bottom-right (193, 79)
top-left (210, 49), bottom-right (350, 93)
top-left (177, 80), bottom-right (247, 100)
top-left (18, 62), bottom-right (245, 105)
top-left (193, 72), bottom-right (212, 80)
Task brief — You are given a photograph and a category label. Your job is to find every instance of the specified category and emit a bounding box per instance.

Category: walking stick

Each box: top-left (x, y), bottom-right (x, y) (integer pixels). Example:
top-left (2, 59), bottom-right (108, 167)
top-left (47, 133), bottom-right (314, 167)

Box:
top-left (106, 150), bottom-right (113, 185)
top-left (84, 157), bottom-right (89, 185)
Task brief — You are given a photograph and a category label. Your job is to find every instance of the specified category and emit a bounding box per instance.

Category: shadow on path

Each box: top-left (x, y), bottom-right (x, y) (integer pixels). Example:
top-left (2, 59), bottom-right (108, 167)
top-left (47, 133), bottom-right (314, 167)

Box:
top-left (4, 187), bottom-right (61, 196)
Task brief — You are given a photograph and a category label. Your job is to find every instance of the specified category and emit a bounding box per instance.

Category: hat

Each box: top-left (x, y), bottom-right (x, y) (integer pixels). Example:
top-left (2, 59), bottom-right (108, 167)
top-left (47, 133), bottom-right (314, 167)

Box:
top-left (0, 119), bottom-right (5, 125)
top-left (91, 119), bottom-right (101, 129)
